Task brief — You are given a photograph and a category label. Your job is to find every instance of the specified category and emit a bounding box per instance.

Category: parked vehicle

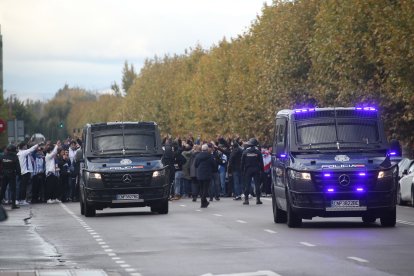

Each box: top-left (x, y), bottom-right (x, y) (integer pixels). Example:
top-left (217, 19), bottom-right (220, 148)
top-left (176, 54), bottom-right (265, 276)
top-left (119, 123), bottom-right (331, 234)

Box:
top-left (78, 122), bottom-right (170, 217)
top-left (397, 163), bottom-right (414, 206)
top-left (398, 158), bottom-right (414, 180)
top-left (271, 107), bottom-right (398, 228)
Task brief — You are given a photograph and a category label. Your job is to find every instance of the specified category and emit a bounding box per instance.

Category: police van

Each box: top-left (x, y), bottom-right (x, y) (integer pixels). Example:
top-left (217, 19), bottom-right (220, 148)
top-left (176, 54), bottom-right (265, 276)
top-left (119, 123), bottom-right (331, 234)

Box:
top-left (78, 122), bottom-right (170, 217)
top-left (271, 107), bottom-right (398, 227)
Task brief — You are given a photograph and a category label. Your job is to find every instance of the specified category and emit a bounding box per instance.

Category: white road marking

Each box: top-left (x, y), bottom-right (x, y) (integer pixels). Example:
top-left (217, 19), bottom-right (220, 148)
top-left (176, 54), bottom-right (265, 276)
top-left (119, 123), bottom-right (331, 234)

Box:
top-left (236, 220), bottom-right (247, 224)
top-left (98, 242), bottom-right (106, 245)
top-left (125, 268), bottom-right (136, 272)
top-left (93, 235), bottom-right (101, 238)
top-left (213, 214), bottom-right (223, 217)
top-left (112, 257), bottom-right (120, 260)
top-left (130, 273), bottom-right (143, 276)
top-left (300, 242), bottom-right (315, 247)
top-left (90, 232), bottom-right (98, 235)
top-left (196, 209), bottom-right (202, 212)
top-left (102, 245), bottom-right (109, 248)
top-left (107, 253), bottom-right (116, 257)
top-left (180, 204), bottom-right (187, 207)
top-left (348, 256), bottom-right (369, 263)
top-left (96, 239), bottom-right (103, 242)
top-left (264, 229), bottom-right (277, 234)
top-left (200, 271), bottom-right (282, 276)
top-left (397, 220), bottom-right (414, 226)
top-left (116, 261), bottom-right (125, 264)
top-left (121, 264), bottom-right (131, 268)
top-left (104, 249), bottom-right (113, 252)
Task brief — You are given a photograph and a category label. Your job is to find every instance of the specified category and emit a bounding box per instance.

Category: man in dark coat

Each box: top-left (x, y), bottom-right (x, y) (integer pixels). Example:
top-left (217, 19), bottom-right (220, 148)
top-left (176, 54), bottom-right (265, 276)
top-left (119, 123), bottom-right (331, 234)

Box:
top-left (0, 144), bottom-right (21, 209)
top-left (228, 140), bottom-right (243, 200)
top-left (241, 138), bottom-right (264, 205)
top-left (195, 144), bottom-right (216, 208)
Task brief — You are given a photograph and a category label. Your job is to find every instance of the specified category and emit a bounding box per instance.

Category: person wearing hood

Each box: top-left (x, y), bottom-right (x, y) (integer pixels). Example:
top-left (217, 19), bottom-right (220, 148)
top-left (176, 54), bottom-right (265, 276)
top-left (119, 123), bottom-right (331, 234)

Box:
top-left (241, 138), bottom-right (264, 205)
top-left (195, 144), bottom-right (216, 208)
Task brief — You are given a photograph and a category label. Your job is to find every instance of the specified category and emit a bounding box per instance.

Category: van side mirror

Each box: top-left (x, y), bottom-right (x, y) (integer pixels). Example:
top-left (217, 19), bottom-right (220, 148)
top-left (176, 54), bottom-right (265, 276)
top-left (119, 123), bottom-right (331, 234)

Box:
top-left (0, 206), bottom-right (8, 222)
top-left (402, 169), bottom-right (408, 175)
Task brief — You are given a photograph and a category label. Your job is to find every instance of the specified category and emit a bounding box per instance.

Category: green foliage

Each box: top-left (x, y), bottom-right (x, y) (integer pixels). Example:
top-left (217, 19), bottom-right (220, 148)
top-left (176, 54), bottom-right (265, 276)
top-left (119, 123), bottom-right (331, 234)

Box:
top-left (122, 61), bottom-right (137, 96)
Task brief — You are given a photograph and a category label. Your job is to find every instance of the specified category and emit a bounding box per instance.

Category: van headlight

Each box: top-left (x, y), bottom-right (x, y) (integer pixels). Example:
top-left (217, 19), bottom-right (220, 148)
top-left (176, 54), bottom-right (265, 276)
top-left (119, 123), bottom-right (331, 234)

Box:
top-left (90, 173), bottom-right (102, 180)
top-left (152, 170), bottom-right (165, 178)
top-left (289, 170), bottom-right (311, 180)
top-left (378, 169), bottom-right (395, 179)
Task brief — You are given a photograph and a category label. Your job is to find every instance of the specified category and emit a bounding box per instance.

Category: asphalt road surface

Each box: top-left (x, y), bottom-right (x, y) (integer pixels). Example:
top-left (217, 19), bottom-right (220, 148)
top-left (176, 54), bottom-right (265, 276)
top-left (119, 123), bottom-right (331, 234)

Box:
top-left (1, 197), bottom-right (414, 276)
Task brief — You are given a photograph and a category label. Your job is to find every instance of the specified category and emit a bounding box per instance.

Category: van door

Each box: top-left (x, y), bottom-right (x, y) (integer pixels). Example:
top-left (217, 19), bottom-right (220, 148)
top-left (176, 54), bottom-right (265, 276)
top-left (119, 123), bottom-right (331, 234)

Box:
top-left (272, 117), bottom-right (288, 208)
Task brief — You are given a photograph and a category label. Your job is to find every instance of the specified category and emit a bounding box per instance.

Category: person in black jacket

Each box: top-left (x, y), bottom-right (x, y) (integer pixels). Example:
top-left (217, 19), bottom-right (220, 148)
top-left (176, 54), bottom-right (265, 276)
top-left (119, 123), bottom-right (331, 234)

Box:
top-left (0, 144), bottom-right (21, 209)
top-left (228, 140), bottom-right (243, 200)
top-left (195, 144), bottom-right (216, 208)
top-left (241, 138), bottom-right (264, 205)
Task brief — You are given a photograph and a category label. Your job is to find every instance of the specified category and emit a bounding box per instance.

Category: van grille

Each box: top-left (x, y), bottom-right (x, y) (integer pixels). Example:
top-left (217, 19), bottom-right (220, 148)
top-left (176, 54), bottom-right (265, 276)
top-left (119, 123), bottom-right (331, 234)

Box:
top-left (312, 171), bottom-right (377, 191)
top-left (101, 172), bottom-right (153, 188)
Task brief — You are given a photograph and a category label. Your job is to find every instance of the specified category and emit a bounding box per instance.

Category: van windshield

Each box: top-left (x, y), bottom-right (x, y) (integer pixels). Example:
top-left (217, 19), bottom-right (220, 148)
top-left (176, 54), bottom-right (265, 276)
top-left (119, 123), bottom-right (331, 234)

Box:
top-left (92, 133), bottom-right (156, 153)
top-left (296, 120), bottom-right (380, 149)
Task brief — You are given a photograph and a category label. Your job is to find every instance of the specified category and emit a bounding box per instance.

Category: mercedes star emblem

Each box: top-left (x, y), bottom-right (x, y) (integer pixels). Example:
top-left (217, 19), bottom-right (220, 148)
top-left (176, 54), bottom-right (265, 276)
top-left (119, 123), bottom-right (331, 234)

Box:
top-left (338, 174), bottom-right (350, 186)
top-left (122, 174), bottom-right (133, 184)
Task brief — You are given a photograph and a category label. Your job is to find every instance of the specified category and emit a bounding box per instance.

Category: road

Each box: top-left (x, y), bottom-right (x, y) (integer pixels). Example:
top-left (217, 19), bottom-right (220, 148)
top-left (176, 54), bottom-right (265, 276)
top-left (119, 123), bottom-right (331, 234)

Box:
top-left (1, 198), bottom-right (414, 276)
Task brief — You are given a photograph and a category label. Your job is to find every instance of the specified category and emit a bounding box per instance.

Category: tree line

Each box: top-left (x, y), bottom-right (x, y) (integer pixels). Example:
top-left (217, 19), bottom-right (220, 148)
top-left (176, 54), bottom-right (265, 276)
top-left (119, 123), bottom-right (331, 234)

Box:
top-left (2, 0), bottom-right (413, 150)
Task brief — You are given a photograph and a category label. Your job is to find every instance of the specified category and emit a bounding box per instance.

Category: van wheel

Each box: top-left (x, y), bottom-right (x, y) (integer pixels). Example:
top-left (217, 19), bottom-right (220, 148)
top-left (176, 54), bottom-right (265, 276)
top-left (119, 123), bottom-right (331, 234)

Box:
top-left (362, 215), bottom-right (376, 224)
top-left (80, 197), bottom-right (85, 215)
top-left (272, 192), bottom-right (286, 223)
top-left (411, 186), bottom-right (414, 207)
top-left (397, 184), bottom-right (405, 206)
top-left (286, 194), bottom-right (301, 228)
top-left (84, 198), bottom-right (96, 217)
top-left (380, 207), bottom-right (396, 227)
top-left (151, 199), bottom-right (169, 214)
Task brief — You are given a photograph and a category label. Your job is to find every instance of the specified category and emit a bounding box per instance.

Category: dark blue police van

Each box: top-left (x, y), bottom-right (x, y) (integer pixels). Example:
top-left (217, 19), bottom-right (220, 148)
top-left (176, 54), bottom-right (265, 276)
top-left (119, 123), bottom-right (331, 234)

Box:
top-left (271, 107), bottom-right (398, 227)
top-left (78, 122), bottom-right (170, 217)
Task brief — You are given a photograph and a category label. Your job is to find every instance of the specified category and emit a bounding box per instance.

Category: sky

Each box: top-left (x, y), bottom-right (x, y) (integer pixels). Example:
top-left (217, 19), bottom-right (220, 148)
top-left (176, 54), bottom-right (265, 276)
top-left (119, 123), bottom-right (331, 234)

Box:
top-left (0, 0), bottom-right (272, 102)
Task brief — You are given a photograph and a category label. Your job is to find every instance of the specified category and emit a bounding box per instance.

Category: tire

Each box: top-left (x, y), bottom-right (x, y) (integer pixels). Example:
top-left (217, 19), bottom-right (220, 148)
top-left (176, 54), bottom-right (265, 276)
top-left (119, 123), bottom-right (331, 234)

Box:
top-left (272, 192), bottom-right (287, 223)
top-left (362, 214), bottom-right (376, 224)
top-left (80, 197), bottom-right (85, 215)
top-left (151, 199), bottom-right (169, 214)
top-left (411, 185), bottom-right (414, 207)
top-left (286, 193), bottom-right (302, 228)
top-left (397, 184), bottom-right (405, 206)
top-left (84, 196), bottom-right (96, 217)
top-left (380, 207), bottom-right (396, 227)
top-left (80, 189), bottom-right (85, 215)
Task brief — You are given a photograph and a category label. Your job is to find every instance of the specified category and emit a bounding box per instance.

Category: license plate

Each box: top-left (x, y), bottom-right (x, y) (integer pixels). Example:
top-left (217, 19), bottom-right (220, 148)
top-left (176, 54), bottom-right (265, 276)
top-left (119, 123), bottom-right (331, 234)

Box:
top-left (116, 194), bottom-right (140, 200)
top-left (331, 200), bottom-right (360, 207)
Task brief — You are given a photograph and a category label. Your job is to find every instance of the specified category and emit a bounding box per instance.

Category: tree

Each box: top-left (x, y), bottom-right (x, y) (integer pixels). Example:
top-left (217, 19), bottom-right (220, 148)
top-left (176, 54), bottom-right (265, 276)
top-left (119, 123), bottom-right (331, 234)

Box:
top-left (122, 61), bottom-right (137, 96)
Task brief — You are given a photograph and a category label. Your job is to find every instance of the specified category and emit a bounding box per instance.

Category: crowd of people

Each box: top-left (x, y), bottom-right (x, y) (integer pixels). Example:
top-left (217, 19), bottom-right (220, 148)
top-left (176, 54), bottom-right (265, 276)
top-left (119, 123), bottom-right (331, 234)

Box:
top-left (0, 138), bottom-right (82, 209)
top-left (0, 133), bottom-right (272, 210)
top-left (162, 134), bottom-right (272, 208)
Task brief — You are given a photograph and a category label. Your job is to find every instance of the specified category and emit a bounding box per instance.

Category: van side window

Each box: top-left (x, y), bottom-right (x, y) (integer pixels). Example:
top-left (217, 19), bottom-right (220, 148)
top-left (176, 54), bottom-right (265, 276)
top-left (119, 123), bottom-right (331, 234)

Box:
top-left (275, 118), bottom-right (287, 154)
top-left (273, 124), bottom-right (279, 153)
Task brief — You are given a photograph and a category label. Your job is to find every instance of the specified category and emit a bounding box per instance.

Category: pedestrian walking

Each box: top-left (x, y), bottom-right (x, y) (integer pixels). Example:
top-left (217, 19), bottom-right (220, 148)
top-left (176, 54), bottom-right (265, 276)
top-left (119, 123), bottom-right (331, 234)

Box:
top-left (195, 144), bottom-right (216, 208)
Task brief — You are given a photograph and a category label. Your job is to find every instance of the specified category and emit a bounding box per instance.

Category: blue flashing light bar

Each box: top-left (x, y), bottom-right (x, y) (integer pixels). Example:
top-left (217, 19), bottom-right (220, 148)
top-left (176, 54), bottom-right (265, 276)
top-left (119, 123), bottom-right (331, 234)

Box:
top-left (295, 107), bottom-right (377, 113)
top-left (327, 188), bottom-right (335, 193)
top-left (359, 172), bottom-right (366, 176)
top-left (279, 154), bottom-right (287, 158)
top-left (323, 173), bottom-right (331, 177)
top-left (389, 151), bottom-right (397, 156)
top-left (356, 187), bottom-right (364, 192)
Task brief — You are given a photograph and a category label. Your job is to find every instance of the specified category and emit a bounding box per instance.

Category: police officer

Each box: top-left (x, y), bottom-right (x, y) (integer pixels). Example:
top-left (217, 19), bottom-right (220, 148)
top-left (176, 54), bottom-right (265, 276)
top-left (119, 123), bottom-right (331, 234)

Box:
top-left (241, 138), bottom-right (264, 205)
top-left (0, 144), bottom-right (21, 209)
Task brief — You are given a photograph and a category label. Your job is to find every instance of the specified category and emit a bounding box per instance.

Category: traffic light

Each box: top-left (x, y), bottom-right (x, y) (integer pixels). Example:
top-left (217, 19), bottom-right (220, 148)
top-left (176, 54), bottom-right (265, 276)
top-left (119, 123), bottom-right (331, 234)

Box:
top-left (58, 122), bottom-right (64, 128)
